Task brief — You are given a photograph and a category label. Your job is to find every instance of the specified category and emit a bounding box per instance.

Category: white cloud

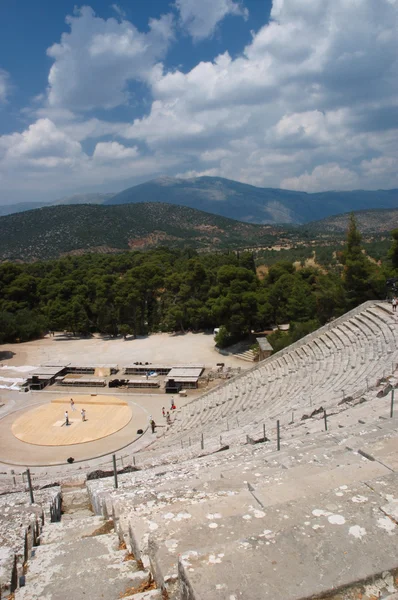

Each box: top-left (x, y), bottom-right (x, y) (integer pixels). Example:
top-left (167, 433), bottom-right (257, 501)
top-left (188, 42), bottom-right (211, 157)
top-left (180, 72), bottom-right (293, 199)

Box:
top-left (93, 141), bottom-right (138, 161)
top-left (0, 69), bottom-right (10, 104)
top-left (0, 119), bottom-right (82, 165)
top-left (0, 117), bottom-right (181, 202)
top-left (2, 0), bottom-right (398, 202)
top-left (122, 0), bottom-right (398, 191)
top-left (281, 164), bottom-right (360, 192)
top-left (46, 6), bottom-right (174, 111)
top-left (176, 0), bottom-right (248, 40)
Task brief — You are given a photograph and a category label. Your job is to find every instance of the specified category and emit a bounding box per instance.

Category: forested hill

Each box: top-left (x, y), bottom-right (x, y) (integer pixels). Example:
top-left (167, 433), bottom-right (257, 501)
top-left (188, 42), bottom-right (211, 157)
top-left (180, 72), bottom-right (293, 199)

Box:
top-left (304, 208), bottom-right (398, 234)
top-left (0, 202), bottom-right (283, 262)
top-left (105, 176), bottom-right (398, 224)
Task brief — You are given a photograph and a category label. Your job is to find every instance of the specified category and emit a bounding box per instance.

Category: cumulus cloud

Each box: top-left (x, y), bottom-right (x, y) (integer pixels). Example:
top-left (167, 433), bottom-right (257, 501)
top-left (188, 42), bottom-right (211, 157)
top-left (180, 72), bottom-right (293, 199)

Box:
top-left (0, 69), bottom-right (10, 104)
top-left (0, 119), bottom-right (83, 166)
top-left (0, 117), bottom-right (181, 202)
top-left (175, 0), bottom-right (248, 40)
top-left (2, 0), bottom-right (398, 202)
top-left (123, 0), bottom-right (398, 191)
top-left (93, 141), bottom-right (138, 161)
top-left (46, 6), bottom-right (174, 111)
top-left (281, 164), bottom-right (361, 192)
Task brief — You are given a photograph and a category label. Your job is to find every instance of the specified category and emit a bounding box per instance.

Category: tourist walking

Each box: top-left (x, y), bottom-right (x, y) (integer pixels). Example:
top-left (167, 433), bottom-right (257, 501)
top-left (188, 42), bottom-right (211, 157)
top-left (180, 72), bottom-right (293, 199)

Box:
top-left (65, 411), bottom-right (69, 426)
top-left (393, 297), bottom-right (397, 313)
top-left (166, 411), bottom-right (171, 425)
top-left (150, 419), bottom-right (156, 433)
top-left (162, 407), bottom-right (165, 417)
top-left (70, 398), bottom-right (75, 411)
top-left (81, 408), bottom-right (86, 422)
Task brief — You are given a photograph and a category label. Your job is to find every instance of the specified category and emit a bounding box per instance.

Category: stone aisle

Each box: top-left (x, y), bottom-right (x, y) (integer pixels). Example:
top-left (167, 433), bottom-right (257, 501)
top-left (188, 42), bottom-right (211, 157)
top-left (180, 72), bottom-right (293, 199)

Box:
top-left (14, 482), bottom-right (161, 600)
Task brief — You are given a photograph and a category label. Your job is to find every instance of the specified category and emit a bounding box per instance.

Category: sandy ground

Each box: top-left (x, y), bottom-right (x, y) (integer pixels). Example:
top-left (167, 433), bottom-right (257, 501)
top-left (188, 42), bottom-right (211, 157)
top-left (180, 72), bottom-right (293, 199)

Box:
top-left (0, 331), bottom-right (246, 372)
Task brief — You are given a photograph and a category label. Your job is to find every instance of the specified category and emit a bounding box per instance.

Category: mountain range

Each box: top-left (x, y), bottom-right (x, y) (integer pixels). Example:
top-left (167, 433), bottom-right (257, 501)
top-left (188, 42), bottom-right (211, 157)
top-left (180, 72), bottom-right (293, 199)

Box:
top-left (1, 177), bottom-right (398, 224)
top-left (105, 177), bottom-right (398, 224)
top-left (0, 192), bottom-right (114, 218)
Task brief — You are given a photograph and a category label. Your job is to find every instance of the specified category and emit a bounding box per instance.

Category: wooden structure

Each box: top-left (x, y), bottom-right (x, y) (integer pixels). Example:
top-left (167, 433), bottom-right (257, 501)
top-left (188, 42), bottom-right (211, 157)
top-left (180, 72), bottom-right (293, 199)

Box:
top-left (109, 378), bottom-right (160, 389)
top-left (124, 365), bottom-right (171, 376)
top-left (67, 364), bottom-right (118, 375)
top-left (27, 366), bottom-right (67, 390)
top-left (165, 366), bottom-right (204, 391)
top-left (59, 377), bottom-right (106, 387)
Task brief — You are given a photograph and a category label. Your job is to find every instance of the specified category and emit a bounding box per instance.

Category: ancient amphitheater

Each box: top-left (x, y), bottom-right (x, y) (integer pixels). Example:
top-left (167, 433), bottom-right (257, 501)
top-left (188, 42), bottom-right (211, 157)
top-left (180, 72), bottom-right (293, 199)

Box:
top-left (1, 300), bottom-right (398, 600)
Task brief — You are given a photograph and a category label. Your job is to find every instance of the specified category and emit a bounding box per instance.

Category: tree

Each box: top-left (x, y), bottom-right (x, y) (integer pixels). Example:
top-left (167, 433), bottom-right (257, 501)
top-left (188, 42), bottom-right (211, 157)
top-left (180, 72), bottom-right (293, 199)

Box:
top-left (341, 214), bottom-right (373, 309)
top-left (388, 229), bottom-right (398, 270)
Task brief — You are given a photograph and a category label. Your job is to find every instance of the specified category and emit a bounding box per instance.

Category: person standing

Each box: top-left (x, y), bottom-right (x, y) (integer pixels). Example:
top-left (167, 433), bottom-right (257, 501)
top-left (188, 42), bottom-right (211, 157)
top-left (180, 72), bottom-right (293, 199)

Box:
top-left (150, 419), bottom-right (156, 433)
top-left (393, 297), bottom-right (397, 313)
top-left (162, 407), bottom-right (165, 418)
top-left (81, 408), bottom-right (86, 422)
top-left (65, 411), bottom-right (69, 426)
top-left (70, 398), bottom-right (76, 411)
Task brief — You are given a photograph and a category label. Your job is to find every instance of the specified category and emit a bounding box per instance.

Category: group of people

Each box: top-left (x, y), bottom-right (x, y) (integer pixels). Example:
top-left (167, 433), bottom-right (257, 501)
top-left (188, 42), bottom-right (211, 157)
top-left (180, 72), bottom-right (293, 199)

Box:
top-left (64, 398), bottom-right (86, 426)
top-left (150, 397), bottom-right (177, 433)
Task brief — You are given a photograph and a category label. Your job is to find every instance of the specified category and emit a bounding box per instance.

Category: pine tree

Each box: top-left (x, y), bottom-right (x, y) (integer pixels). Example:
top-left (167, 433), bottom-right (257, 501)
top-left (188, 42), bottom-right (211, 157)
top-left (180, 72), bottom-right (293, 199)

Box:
top-left (341, 214), bottom-right (372, 309)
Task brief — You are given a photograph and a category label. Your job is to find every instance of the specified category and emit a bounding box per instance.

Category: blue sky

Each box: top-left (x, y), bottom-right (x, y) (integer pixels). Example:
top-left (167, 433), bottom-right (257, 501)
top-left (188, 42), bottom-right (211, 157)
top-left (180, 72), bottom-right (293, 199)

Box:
top-left (0, 0), bottom-right (397, 204)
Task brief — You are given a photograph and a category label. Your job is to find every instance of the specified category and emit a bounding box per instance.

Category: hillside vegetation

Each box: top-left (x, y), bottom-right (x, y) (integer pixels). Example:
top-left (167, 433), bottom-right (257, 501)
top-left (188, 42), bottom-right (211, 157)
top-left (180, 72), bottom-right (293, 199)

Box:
top-left (0, 217), bottom-right (391, 348)
top-left (0, 202), bottom-right (285, 261)
top-left (304, 208), bottom-right (398, 234)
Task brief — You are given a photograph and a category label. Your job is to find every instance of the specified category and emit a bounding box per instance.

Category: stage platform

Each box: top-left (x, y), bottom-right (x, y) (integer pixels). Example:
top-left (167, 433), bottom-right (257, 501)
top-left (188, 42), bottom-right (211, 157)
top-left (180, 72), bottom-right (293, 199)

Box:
top-left (12, 395), bottom-right (132, 446)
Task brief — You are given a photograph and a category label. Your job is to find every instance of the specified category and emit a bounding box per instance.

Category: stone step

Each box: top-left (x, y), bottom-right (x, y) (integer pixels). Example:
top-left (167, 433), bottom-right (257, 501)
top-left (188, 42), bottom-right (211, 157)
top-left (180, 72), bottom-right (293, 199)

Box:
top-left (15, 532), bottom-right (149, 600)
top-left (40, 515), bottom-right (107, 545)
top-left (133, 475), bottom-right (398, 600)
top-left (123, 591), bottom-right (162, 600)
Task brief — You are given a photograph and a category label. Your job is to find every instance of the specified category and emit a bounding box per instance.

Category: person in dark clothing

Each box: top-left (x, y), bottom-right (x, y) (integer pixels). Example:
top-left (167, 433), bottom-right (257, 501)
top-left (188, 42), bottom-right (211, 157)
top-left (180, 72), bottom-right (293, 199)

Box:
top-left (150, 419), bottom-right (156, 433)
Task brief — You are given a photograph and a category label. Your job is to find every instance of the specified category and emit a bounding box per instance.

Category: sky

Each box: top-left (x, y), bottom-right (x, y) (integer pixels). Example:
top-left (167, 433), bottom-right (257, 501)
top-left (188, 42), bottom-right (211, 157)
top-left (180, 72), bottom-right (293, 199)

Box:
top-left (0, 0), bottom-right (397, 205)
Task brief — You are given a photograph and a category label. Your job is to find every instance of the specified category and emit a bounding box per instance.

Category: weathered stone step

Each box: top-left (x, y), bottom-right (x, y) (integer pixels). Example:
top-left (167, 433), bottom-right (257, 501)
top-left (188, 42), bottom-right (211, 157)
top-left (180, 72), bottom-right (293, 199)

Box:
top-left (40, 515), bottom-right (107, 545)
top-left (123, 589), bottom-right (163, 599)
top-left (15, 532), bottom-right (148, 600)
top-left (143, 476), bottom-right (398, 600)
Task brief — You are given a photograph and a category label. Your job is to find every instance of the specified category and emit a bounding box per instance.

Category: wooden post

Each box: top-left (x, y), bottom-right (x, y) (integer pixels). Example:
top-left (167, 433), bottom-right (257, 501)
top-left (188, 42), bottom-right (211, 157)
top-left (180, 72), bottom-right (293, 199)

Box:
top-left (277, 420), bottom-right (280, 451)
top-left (26, 469), bottom-right (34, 504)
top-left (113, 454), bottom-right (118, 489)
top-left (390, 389), bottom-right (395, 418)
top-left (201, 433), bottom-right (204, 450)
top-left (324, 410), bottom-right (328, 431)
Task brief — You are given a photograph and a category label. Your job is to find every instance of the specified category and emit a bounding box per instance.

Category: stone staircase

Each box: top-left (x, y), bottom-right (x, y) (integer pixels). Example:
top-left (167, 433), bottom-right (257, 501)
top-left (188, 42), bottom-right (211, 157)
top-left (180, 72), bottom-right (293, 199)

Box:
top-left (233, 348), bottom-right (256, 362)
top-left (15, 482), bottom-right (162, 600)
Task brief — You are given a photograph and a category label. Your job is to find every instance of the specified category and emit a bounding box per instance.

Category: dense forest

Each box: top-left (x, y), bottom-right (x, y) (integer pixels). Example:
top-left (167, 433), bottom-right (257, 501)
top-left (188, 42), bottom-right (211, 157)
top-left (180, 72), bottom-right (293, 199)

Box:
top-left (0, 217), bottom-right (396, 351)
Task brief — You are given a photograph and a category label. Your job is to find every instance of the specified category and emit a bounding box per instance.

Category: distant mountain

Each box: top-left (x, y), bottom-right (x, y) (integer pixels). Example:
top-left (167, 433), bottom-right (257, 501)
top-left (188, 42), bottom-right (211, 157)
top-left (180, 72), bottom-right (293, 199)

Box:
top-left (0, 192), bottom-right (114, 217)
top-left (105, 176), bottom-right (398, 225)
top-left (0, 202), bottom-right (286, 262)
top-left (305, 208), bottom-right (398, 234)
